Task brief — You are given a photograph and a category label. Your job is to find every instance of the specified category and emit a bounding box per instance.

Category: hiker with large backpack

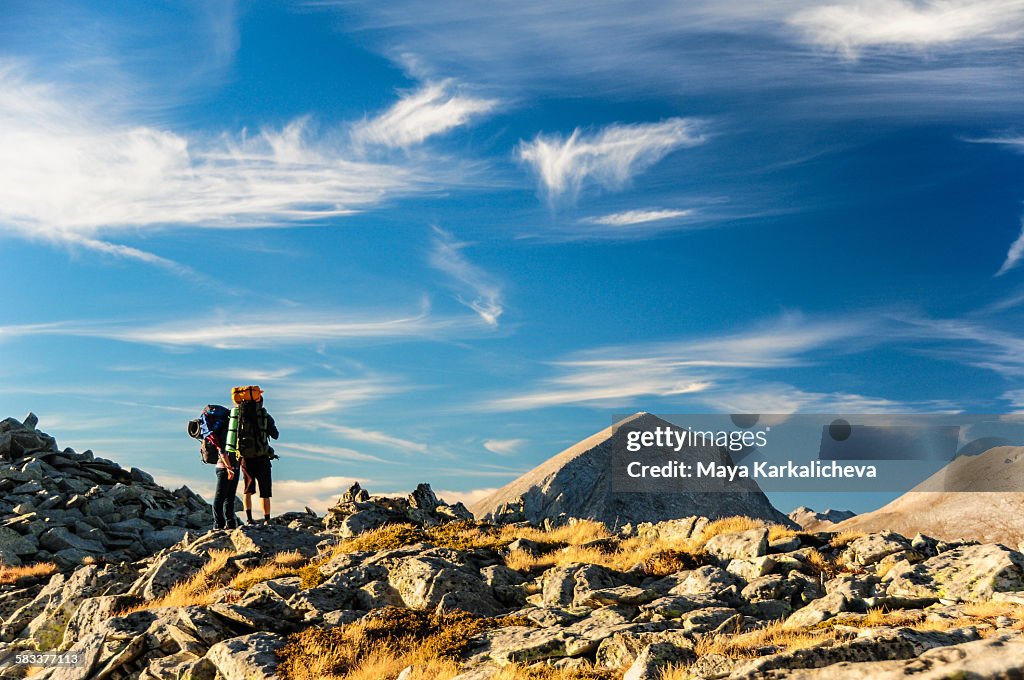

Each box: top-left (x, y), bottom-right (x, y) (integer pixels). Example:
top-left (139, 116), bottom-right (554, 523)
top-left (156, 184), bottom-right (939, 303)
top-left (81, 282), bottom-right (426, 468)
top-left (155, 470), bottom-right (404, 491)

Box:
top-left (187, 404), bottom-right (238, 530)
top-left (225, 385), bottom-right (279, 526)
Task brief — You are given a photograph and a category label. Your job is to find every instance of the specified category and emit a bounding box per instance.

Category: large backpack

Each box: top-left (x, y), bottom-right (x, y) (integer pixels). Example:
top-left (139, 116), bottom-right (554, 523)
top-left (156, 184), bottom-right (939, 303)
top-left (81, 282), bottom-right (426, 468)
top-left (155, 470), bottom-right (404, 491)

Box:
top-left (187, 405), bottom-right (230, 465)
top-left (235, 400), bottom-right (268, 458)
top-left (232, 385), bottom-right (262, 404)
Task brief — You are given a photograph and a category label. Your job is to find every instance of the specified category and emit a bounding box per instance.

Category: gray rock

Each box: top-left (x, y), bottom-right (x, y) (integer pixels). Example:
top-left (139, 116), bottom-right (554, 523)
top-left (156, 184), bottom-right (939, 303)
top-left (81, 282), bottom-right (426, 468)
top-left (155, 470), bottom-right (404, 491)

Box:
top-left (884, 543), bottom-right (1024, 602)
top-left (680, 606), bottom-right (741, 634)
top-left (624, 641), bottom-right (694, 680)
top-left (843, 531), bottom-right (912, 566)
top-left (784, 590), bottom-right (848, 629)
top-left (0, 526), bottom-right (38, 556)
top-left (755, 634), bottom-right (1024, 679)
top-left (465, 626), bottom-right (568, 665)
top-left (142, 526), bottom-right (190, 553)
top-left (388, 554), bottom-right (501, 615)
top-left (205, 631), bottom-right (285, 680)
top-left (130, 550), bottom-right (207, 600)
top-left (704, 528), bottom-right (768, 560)
top-left (734, 627), bottom-right (979, 676)
top-left (668, 565), bottom-right (739, 598)
top-left (596, 630), bottom-right (694, 669)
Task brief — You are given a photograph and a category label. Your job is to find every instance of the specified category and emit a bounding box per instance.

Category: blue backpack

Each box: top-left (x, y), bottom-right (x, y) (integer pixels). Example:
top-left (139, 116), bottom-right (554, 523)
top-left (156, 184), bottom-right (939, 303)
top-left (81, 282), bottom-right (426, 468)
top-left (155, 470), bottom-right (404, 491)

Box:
top-left (200, 405), bottom-right (231, 447)
top-left (190, 405), bottom-right (231, 465)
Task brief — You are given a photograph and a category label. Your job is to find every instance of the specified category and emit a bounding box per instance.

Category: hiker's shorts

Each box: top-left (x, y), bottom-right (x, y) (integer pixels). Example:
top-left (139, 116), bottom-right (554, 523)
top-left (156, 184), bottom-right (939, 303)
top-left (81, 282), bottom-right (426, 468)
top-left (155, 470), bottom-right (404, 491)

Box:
top-left (241, 455), bottom-right (272, 498)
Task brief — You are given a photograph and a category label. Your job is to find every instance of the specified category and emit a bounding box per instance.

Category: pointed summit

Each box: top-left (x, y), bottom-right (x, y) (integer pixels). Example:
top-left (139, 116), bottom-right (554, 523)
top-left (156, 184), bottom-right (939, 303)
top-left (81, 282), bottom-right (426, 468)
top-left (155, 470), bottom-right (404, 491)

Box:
top-left (471, 412), bottom-right (792, 527)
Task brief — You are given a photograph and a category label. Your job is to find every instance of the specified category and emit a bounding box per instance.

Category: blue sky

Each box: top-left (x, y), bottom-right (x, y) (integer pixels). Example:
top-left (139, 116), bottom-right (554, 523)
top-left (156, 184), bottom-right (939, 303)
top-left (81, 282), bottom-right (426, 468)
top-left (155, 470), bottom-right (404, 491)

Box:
top-left (2, 1), bottom-right (1023, 515)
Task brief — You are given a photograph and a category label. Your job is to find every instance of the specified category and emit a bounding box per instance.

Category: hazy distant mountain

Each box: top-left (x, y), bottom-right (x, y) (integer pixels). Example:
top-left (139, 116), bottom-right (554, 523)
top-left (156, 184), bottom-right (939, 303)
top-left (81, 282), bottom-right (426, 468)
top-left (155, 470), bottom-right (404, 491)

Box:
top-left (788, 506), bottom-right (857, 531)
top-left (833, 445), bottom-right (1024, 545)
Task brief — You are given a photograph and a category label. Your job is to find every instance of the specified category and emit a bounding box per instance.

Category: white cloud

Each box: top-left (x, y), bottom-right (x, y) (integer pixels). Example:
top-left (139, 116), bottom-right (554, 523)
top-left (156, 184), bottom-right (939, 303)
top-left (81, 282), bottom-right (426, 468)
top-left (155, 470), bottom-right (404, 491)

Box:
top-left (0, 301), bottom-right (492, 350)
top-left (895, 315), bottom-right (1024, 378)
top-left (518, 118), bottom-right (706, 202)
top-left (482, 438), bottom-right (526, 455)
top-left (308, 422), bottom-right (429, 453)
top-left (352, 81), bottom-right (497, 149)
top-left (275, 442), bottom-right (390, 464)
top-left (0, 63), bottom-right (475, 238)
top-left (268, 476), bottom-right (364, 514)
top-left (58, 234), bottom-right (213, 284)
top-left (481, 314), bottom-right (876, 411)
top-left (699, 382), bottom-right (951, 414)
top-left (582, 208), bottom-right (694, 227)
top-left (996, 221), bottom-right (1024, 276)
top-left (789, 0), bottom-right (1024, 58)
top-left (270, 377), bottom-right (409, 416)
top-left (429, 228), bottom-right (504, 326)
top-left (1003, 389), bottom-right (1024, 410)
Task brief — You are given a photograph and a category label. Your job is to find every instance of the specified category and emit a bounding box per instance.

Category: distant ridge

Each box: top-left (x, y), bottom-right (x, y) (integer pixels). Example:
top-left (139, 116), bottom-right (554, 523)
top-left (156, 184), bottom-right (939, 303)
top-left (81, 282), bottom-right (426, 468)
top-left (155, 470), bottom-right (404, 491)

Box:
top-left (834, 445), bottom-right (1024, 545)
top-left (470, 412), bottom-right (793, 527)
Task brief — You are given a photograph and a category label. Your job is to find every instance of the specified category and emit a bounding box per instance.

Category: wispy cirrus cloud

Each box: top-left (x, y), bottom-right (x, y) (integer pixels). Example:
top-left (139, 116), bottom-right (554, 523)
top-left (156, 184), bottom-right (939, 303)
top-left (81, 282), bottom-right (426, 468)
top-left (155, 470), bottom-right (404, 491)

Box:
top-left (429, 228), bottom-right (504, 326)
top-left (480, 314), bottom-right (878, 411)
top-left (275, 442), bottom-right (390, 464)
top-left (581, 208), bottom-right (695, 227)
top-left (700, 382), bottom-right (956, 414)
top-left (0, 63), bottom-right (479, 239)
top-left (996, 221), bottom-right (1024, 277)
top-left (307, 421), bottom-right (429, 453)
top-left (790, 0), bottom-right (1024, 58)
top-left (518, 118), bottom-right (706, 203)
top-left (482, 438), bottom-right (527, 455)
top-left (0, 301), bottom-right (492, 350)
top-left (894, 314), bottom-right (1024, 379)
top-left (330, 1), bottom-right (1024, 121)
top-left (352, 80), bottom-right (498, 149)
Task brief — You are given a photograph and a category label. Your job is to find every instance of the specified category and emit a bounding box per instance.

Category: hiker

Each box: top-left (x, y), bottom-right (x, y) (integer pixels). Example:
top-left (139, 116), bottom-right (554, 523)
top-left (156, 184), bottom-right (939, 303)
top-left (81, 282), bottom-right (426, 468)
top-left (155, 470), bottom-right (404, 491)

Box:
top-left (225, 386), bottom-right (279, 526)
top-left (212, 428), bottom-right (240, 530)
top-left (188, 405), bottom-right (237, 530)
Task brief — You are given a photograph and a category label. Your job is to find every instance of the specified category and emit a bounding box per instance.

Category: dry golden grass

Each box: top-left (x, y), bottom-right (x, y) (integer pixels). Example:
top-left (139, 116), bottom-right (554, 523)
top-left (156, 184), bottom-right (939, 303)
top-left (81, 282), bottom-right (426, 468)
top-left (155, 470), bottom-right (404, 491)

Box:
top-left (0, 562), bottom-right (57, 586)
top-left (658, 664), bottom-right (691, 680)
top-left (696, 619), bottom-right (843, 659)
top-left (829, 531), bottom-right (865, 550)
top-left (278, 607), bottom-right (529, 680)
top-left (489, 663), bottom-right (618, 679)
top-left (229, 551), bottom-right (312, 592)
top-left (767, 526), bottom-right (800, 542)
top-left (801, 548), bottom-right (863, 579)
top-left (275, 550), bottom-right (308, 567)
top-left (119, 549), bottom-right (237, 613)
top-left (502, 516), bottom-right (797, 576)
top-left (497, 520), bottom-right (611, 547)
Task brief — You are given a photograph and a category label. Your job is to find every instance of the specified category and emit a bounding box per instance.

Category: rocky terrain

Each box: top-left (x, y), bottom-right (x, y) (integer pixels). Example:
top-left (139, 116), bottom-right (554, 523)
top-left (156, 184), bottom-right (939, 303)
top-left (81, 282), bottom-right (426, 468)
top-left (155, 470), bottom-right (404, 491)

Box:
top-left (1, 413), bottom-right (1024, 679)
top-left (834, 445), bottom-right (1024, 545)
top-left (471, 413), bottom-right (793, 529)
top-left (0, 415), bottom-right (214, 569)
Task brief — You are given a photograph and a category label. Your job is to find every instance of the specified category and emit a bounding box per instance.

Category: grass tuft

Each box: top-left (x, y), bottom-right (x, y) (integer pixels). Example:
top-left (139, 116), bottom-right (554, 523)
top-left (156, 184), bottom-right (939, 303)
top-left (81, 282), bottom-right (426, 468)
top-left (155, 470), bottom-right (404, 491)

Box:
top-left (119, 549), bottom-right (237, 613)
top-left (829, 531), bottom-right (865, 550)
top-left (277, 607), bottom-right (529, 680)
top-left (0, 562), bottom-right (57, 586)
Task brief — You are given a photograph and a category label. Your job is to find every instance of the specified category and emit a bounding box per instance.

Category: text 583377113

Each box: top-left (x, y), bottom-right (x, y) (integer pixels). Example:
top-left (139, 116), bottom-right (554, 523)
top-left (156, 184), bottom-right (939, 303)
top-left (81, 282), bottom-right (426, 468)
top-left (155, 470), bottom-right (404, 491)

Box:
top-left (13, 653), bottom-right (82, 667)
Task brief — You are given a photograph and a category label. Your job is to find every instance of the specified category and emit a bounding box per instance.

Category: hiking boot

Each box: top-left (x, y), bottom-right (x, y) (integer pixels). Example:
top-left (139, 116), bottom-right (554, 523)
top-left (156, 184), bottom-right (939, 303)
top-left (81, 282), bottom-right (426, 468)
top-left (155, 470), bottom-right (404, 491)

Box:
top-left (246, 518), bottom-right (257, 526)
